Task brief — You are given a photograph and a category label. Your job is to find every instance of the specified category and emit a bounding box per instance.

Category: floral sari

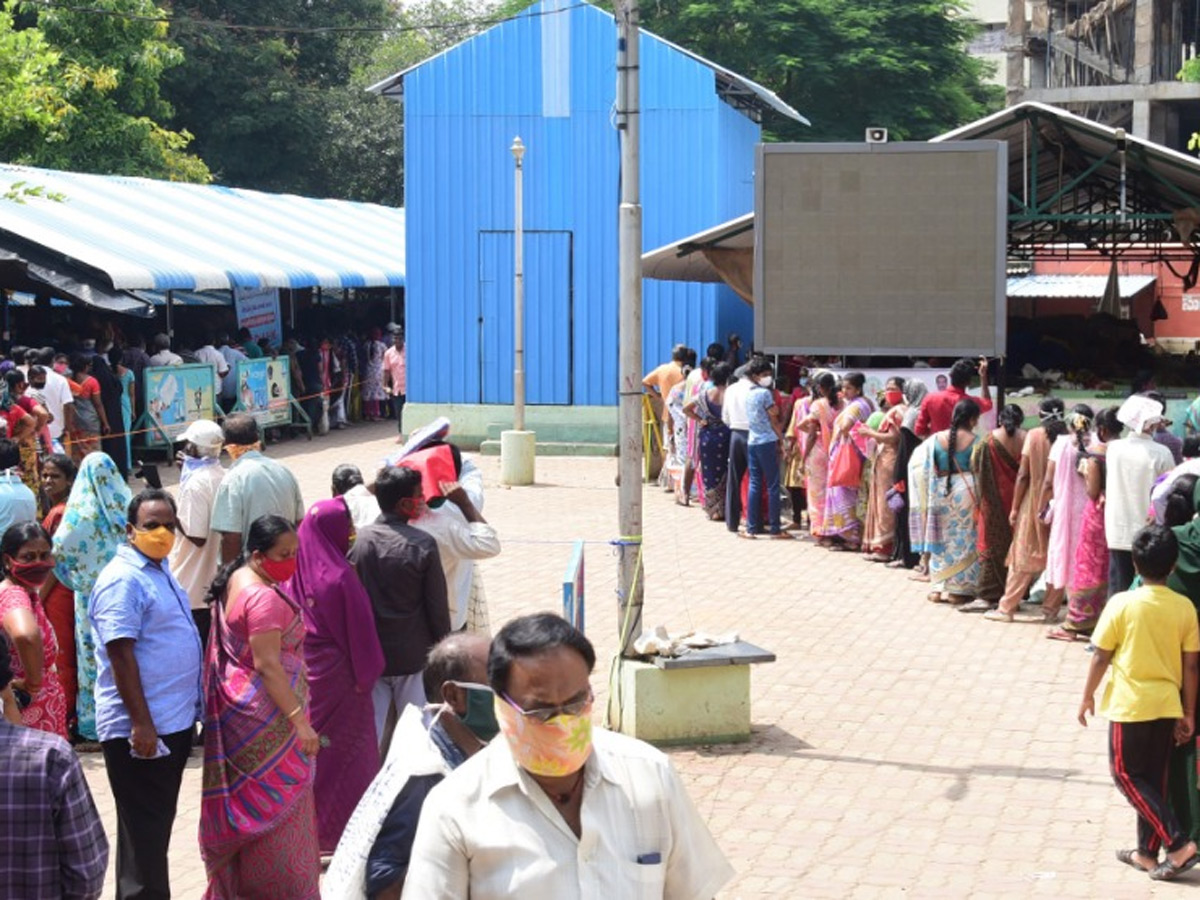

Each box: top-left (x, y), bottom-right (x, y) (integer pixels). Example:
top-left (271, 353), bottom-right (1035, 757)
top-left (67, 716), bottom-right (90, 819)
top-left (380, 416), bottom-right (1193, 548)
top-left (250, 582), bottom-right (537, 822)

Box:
top-left (50, 453), bottom-right (130, 740)
top-left (201, 582), bottom-right (320, 899)
top-left (970, 434), bottom-right (1019, 601)
top-left (926, 434), bottom-right (981, 595)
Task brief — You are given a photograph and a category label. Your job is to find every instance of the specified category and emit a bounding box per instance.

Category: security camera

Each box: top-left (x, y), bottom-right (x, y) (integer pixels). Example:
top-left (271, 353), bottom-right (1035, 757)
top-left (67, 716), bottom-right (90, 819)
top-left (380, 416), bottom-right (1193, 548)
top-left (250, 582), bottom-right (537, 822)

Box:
top-left (865, 127), bottom-right (888, 144)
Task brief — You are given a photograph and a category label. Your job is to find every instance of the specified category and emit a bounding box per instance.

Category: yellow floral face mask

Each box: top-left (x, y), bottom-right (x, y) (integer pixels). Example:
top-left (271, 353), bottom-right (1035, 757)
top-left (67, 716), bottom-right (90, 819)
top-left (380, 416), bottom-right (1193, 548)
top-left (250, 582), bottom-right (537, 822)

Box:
top-left (495, 693), bottom-right (594, 777)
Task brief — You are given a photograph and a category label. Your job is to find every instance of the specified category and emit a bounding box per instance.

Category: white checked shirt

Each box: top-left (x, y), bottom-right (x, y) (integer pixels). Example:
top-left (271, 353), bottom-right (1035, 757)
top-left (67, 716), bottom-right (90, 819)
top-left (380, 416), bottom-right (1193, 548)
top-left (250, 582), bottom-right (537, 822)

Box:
top-left (402, 727), bottom-right (733, 900)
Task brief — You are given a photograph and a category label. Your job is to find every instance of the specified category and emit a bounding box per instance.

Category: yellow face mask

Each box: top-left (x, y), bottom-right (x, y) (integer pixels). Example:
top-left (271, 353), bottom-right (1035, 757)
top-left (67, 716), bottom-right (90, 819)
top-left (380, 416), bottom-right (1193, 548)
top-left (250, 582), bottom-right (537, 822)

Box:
top-left (130, 525), bottom-right (175, 561)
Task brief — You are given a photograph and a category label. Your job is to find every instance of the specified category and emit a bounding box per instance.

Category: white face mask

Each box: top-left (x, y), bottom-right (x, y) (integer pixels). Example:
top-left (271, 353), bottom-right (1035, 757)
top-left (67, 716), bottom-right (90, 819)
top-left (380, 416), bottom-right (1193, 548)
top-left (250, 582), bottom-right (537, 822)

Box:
top-left (757, 376), bottom-right (773, 388)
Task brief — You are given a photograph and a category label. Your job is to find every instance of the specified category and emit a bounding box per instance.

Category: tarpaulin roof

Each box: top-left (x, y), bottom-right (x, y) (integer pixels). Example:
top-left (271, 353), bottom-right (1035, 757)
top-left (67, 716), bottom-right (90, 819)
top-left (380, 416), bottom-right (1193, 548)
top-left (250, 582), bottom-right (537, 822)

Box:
top-left (0, 164), bottom-right (405, 293)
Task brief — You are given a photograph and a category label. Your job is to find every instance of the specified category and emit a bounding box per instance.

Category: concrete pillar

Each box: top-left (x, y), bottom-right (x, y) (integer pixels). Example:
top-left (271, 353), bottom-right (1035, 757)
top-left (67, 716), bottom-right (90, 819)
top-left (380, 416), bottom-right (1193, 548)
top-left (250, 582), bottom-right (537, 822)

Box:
top-left (1029, 1), bottom-right (1048, 89)
top-left (1134, 0), bottom-right (1156, 84)
top-left (1133, 100), bottom-right (1151, 139)
top-left (499, 430), bottom-right (535, 485)
top-left (1132, 100), bottom-right (1170, 143)
top-left (1007, 0), bottom-right (1028, 104)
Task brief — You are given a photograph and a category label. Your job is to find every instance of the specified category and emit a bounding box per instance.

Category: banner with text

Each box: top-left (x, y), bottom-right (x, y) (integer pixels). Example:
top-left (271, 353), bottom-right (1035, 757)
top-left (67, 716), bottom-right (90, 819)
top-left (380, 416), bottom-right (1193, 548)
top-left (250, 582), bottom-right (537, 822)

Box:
top-left (234, 286), bottom-right (283, 348)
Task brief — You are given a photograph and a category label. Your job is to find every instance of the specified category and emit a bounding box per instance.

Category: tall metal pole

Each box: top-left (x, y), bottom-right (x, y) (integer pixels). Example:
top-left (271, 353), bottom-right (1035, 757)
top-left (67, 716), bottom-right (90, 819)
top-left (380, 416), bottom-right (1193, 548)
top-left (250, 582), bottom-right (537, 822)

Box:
top-left (616, 1), bottom-right (643, 656)
top-left (512, 137), bottom-right (527, 432)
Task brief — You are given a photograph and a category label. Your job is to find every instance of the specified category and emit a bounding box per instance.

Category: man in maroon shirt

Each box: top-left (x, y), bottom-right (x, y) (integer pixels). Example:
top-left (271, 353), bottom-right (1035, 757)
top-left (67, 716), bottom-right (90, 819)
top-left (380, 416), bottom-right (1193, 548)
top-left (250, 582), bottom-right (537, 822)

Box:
top-left (914, 357), bottom-right (993, 438)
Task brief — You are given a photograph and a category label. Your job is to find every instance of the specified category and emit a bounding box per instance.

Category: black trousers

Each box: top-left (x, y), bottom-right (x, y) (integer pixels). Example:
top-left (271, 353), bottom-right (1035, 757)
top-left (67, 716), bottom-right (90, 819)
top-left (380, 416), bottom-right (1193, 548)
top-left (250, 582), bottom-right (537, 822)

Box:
top-left (101, 727), bottom-right (194, 899)
top-left (391, 393), bottom-right (407, 434)
top-left (1109, 549), bottom-right (1136, 599)
top-left (725, 429), bottom-right (749, 532)
top-left (1109, 719), bottom-right (1188, 856)
top-left (191, 607), bottom-right (212, 661)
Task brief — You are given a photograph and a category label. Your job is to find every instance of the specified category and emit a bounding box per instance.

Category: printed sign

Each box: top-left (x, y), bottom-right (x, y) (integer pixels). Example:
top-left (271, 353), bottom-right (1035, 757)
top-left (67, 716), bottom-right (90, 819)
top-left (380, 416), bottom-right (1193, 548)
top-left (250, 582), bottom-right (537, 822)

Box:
top-left (1183, 295), bottom-right (1200, 313)
top-left (234, 356), bottom-right (292, 427)
top-left (143, 364), bottom-right (216, 441)
top-left (234, 286), bottom-right (283, 348)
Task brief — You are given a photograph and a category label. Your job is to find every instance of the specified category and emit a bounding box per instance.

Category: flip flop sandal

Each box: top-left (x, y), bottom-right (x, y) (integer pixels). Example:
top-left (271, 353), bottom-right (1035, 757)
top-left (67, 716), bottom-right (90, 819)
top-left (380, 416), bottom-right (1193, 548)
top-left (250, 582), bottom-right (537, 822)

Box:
top-left (983, 609), bottom-right (1014, 622)
top-left (946, 594), bottom-right (974, 605)
top-left (1149, 852), bottom-right (1200, 881)
top-left (738, 531), bottom-right (759, 540)
top-left (956, 599), bottom-right (994, 613)
top-left (1046, 627), bottom-right (1082, 642)
top-left (927, 591), bottom-right (945, 603)
top-left (1116, 849), bottom-right (1154, 872)
top-left (768, 532), bottom-right (794, 540)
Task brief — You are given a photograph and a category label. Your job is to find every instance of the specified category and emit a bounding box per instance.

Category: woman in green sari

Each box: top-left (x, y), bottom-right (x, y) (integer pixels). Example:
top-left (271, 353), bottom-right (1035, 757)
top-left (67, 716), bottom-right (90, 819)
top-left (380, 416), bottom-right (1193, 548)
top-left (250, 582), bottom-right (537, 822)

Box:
top-left (1166, 479), bottom-right (1200, 842)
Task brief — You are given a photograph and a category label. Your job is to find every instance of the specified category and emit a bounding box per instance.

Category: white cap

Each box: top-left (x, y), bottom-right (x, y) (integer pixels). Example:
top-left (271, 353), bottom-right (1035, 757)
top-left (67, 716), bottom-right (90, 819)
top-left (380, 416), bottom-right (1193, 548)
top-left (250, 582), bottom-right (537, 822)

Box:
top-left (176, 419), bottom-right (224, 449)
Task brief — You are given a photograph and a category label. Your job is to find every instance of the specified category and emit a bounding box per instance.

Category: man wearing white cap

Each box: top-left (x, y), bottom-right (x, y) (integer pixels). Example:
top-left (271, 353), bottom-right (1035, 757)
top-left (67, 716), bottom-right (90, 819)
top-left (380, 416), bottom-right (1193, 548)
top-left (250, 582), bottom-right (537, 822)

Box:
top-left (168, 419), bottom-right (226, 644)
top-left (1106, 395), bottom-right (1175, 597)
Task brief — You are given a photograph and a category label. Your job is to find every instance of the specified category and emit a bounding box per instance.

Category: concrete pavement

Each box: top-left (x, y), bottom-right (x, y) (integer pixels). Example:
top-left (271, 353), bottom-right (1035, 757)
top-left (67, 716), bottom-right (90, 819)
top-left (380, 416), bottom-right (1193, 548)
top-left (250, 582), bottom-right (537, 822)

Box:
top-left (80, 421), bottom-right (1189, 897)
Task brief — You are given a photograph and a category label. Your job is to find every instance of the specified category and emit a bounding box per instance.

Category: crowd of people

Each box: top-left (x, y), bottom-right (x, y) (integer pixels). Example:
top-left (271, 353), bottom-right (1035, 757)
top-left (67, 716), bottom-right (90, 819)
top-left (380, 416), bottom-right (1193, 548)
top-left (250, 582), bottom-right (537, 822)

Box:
top-left (0, 402), bottom-right (730, 899)
top-left (0, 322), bottom-right (409, 495)
top-left (646, 341), bottom-right (1200, 880)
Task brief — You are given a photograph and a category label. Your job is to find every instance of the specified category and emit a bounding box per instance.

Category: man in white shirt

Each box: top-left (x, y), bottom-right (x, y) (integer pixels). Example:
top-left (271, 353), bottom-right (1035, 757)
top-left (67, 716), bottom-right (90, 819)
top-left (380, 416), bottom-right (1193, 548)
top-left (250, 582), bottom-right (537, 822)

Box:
top-left (721, 364), bottom-right (753, 532)
top-left (411, 482), bottom-right (500, 633)
top-left (1106, 395), bottom-right (1175, 597)
top-left (147, 334), bottom-right (183, 368)
top-left (332, 464), bottom-right (382, 531)
top-left (27, 349), bottom-right (73, 448)
top-left (402, 613), bottom-right (733, 900)
top-left (193, 334), bottom-right (229, 396)
top-left (167, 419), bottom-right (226, 646)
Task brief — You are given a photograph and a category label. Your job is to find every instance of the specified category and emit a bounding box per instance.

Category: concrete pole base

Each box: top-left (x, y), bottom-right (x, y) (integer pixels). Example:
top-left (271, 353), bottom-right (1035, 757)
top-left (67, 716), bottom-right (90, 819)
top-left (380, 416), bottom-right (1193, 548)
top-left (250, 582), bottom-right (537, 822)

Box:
top-left (500, 430), bottom-right (536, 485)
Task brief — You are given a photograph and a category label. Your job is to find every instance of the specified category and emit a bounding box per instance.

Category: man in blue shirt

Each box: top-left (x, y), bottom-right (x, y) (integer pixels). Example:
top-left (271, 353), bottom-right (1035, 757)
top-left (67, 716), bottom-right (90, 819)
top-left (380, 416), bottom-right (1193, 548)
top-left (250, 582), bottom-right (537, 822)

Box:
top-left (90, 488), bottom-right (203, 900)
top-left (0, 438), bottom-right (37, 535)
top-left (744, 358), bottom-right (786, 538)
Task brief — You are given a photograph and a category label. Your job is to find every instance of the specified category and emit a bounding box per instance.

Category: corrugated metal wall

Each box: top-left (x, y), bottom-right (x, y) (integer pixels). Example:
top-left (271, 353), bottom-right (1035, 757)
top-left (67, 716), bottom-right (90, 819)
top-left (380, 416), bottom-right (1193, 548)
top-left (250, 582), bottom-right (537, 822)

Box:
top-left (404, 0), bottom-right (759, 405)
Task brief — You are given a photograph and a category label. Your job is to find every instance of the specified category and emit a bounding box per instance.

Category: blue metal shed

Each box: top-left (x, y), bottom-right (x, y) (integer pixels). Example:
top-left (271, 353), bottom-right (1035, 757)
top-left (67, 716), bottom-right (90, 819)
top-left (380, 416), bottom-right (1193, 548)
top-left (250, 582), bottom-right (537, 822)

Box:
top-left (372, 0), bottom-right (804, 413)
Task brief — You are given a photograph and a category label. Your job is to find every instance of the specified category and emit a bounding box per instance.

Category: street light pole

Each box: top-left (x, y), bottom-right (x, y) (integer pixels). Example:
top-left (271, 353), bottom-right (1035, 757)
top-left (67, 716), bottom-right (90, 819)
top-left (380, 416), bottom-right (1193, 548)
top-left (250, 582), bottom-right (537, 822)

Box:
top-left (615, 0), bottom-right (643, 656)
top-left (500, 137), bottom-right (536, 486)
top-left (511, 136), bottom-right (526, 432)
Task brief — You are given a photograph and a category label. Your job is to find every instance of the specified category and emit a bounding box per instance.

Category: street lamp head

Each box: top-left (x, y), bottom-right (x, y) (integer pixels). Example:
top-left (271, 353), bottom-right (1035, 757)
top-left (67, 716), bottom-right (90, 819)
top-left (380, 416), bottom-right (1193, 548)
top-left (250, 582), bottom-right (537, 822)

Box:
top-left (511, 137), bottom-right (525, 163)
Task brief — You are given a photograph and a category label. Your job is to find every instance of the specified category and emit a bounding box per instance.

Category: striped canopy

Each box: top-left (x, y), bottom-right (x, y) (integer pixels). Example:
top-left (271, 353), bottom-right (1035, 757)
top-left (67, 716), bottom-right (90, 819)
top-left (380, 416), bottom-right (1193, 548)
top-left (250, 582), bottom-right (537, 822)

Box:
top-left (0, 164), bottom-right (404, 292)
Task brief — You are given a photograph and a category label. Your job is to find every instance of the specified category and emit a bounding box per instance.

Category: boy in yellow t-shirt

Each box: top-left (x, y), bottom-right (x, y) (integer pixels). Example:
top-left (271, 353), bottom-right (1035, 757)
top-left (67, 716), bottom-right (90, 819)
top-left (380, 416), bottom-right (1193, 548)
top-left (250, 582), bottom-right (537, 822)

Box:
top-left (1079, 524), bottom-right (1200, 880)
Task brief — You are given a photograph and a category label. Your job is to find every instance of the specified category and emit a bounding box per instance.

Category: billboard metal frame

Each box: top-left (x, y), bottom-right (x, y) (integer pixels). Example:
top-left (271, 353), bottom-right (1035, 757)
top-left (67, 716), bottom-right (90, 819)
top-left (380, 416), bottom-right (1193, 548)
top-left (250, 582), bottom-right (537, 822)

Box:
top-left (753, 141), bottom-right (1008, 357)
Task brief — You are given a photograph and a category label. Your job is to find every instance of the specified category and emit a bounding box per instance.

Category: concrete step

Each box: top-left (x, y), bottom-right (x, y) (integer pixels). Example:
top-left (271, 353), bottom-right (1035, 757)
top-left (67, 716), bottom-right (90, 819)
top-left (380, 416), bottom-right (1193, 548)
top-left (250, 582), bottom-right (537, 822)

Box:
top-left (479, 439), bottom-right (617, 457)
top-left (483, 422), bottom-right (616, 443)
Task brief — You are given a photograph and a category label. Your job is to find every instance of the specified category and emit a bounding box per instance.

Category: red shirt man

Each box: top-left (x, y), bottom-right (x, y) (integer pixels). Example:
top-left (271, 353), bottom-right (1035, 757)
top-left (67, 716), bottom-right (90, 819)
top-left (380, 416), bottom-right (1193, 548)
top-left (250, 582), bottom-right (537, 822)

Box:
top-left (915, 357), bottom-right (994, 437)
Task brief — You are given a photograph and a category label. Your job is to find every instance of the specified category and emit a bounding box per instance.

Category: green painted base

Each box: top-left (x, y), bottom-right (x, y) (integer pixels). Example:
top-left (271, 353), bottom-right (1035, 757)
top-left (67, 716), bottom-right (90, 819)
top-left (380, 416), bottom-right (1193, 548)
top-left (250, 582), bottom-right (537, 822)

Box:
top-left (610, 659), bottom-right (753, 746)
top-left (404, 403), bottom-right (618, 451)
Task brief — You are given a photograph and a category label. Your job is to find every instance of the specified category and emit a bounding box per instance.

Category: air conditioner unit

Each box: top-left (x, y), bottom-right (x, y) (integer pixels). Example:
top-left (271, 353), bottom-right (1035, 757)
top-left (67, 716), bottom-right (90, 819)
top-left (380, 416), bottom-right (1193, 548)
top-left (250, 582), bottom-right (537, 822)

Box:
top-left (865, 127), bottom-right (888, 144)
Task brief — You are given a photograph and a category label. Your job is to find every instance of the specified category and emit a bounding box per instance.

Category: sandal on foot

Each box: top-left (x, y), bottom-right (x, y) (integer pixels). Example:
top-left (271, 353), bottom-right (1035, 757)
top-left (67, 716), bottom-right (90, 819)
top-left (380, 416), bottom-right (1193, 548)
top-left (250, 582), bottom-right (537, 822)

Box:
top-left (983, 609), bottom-right (1014, 622)
top-left (957, 598), bottom-right (994, 613)
top-left (1116, 849), bottom-right (1155, 872)
top-left (926, 591), bottom-right (945, 603)
top-left (1149, 853), bottom-right (1200, 881)
top-left (1046, 627), bottom-right (1082, 642)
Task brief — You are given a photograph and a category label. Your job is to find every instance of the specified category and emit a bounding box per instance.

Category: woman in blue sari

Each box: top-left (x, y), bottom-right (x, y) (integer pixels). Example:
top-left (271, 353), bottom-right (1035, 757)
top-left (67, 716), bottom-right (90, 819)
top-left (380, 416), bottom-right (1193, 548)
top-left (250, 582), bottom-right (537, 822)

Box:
top-left (50, 452), bottom-right (131, 741)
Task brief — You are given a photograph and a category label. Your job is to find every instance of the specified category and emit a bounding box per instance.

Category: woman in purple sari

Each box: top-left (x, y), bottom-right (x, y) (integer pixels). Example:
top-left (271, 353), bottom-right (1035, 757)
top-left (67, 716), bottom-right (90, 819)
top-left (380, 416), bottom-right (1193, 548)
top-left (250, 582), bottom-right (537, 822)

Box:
top-left (288, 497), bottom-right (385, 854)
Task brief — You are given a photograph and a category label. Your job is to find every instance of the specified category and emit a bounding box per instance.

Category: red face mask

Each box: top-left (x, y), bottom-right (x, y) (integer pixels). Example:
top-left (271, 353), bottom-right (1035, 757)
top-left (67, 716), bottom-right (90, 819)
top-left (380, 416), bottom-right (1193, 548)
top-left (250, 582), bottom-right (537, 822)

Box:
top-left (885, 390), bottom-right (904, 407)
top-left (8, 559), bottom-right (54, 589)
top-left (259, 556), bottom-right (296, 584)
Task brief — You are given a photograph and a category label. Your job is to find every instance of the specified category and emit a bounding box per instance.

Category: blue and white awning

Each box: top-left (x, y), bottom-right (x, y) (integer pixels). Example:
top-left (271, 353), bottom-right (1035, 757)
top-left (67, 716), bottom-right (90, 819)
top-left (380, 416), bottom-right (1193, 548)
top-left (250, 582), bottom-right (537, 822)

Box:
top-left (0, 165), bottom-right (404, 293)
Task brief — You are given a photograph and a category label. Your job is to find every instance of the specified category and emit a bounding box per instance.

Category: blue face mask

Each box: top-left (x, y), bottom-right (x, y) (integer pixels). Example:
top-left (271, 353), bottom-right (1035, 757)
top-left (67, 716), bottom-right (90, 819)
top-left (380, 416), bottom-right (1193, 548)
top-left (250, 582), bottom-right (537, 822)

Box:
top-left (453, 682), bottom-right (499, 742)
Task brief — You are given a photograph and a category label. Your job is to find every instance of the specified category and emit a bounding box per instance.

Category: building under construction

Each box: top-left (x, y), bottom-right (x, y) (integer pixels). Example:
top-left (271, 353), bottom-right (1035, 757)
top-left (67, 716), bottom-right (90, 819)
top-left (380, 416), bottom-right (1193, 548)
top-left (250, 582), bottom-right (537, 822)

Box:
top-left (1006, 0), bottom-right (1200, 149)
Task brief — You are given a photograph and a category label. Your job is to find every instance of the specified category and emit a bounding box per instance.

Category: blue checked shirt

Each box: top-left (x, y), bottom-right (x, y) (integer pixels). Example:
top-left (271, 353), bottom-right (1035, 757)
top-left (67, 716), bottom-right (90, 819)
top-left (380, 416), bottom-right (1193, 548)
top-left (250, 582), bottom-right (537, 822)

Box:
top-left (0, 720), bottom-right (108, 899)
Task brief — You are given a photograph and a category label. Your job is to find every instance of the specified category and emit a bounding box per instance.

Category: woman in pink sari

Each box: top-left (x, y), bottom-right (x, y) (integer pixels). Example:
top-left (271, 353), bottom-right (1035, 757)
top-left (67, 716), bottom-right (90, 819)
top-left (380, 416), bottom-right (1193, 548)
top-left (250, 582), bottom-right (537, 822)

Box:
top-left (1040, 404), bottom-right (1094, 623)
top-left (201, 515), bottom-right (321, 899)
top-left (1050, 406), bottom-right (1120, 640)
top-left (800, 371), bottom-right (843, 542)
top-left (822, 372), bottom-right (874, 551)
top-left (287, 497), bottom-right (385, 854)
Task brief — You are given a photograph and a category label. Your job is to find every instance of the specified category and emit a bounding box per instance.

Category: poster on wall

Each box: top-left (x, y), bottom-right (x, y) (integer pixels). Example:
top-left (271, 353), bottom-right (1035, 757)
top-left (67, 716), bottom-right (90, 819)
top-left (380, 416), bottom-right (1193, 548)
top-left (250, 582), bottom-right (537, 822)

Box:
top-left (234, 286), bottom-right (283, 348)
top-left (142, 364), bottom-right (216, 441)
top-left (234, 357), bottom-right (292, 427)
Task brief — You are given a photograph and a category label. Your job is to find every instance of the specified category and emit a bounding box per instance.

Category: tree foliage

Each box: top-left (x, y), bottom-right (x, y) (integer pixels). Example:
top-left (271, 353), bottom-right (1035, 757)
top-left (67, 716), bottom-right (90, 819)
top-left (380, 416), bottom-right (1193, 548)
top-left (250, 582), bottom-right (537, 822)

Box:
top-left (0, 0), bottom-right (209, 181)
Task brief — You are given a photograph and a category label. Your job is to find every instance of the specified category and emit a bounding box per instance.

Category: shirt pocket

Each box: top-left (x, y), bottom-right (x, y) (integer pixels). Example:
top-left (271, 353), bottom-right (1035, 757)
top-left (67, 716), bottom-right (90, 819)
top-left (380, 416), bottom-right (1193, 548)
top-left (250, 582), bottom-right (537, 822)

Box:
top-left (622, 857), bottom-right (667, 899)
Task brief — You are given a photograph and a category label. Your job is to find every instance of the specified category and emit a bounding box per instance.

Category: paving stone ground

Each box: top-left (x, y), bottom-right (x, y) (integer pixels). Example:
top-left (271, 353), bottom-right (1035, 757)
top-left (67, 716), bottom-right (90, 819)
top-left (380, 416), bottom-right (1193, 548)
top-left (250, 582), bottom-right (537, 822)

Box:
top-left (79, 421), bottom-right (1194, 897)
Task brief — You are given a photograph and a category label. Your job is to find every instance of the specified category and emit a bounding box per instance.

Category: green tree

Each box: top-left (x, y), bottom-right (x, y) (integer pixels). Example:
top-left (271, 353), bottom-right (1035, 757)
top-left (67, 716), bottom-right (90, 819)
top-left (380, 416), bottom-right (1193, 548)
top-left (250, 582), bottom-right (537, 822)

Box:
top-left (496, 0), bottom-right (999, 140)
top-left (1, 0), bottom-right (209, 181)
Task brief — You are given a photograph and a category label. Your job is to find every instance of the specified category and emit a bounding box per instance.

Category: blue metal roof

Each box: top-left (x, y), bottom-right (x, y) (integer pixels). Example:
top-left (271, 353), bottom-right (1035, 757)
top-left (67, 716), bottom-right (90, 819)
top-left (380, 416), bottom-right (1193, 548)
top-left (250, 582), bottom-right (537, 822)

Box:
top-left (0, 164), bottom-right (405, 292)
top-left (369, 0), bottom-right (808, 126)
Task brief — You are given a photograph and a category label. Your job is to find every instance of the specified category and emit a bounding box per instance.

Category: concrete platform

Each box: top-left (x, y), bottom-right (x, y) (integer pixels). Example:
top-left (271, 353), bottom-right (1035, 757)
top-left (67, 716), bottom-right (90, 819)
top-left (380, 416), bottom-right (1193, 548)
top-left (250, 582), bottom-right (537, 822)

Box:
top-left (480, 439), bottom-right (617, 457)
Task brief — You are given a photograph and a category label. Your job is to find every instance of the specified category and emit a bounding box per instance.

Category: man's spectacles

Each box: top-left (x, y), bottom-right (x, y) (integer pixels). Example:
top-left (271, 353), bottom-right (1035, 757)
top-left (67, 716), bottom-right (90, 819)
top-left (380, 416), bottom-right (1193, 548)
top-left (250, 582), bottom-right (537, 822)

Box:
top-left (502, 688), bottom-right (593, 724)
